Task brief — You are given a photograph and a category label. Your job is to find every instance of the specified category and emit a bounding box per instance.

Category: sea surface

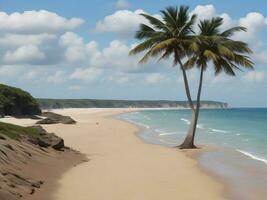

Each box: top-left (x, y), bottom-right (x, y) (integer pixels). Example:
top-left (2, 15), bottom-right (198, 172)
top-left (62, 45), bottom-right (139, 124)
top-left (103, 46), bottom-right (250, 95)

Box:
top-left (119, 108), bottom-right (267, 200)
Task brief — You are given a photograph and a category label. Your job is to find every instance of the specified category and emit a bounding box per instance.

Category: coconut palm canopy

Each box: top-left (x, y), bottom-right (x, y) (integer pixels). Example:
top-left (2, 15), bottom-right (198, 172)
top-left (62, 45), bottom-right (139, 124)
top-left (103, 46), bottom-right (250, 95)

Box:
top-left (185, 17), bottom-right (254, 75)
top-left (129, 6), bottom-right (197, 65)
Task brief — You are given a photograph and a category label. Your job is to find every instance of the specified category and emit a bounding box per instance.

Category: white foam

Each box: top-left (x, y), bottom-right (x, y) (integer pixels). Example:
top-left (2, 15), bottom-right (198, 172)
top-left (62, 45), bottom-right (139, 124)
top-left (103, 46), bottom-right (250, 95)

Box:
top-left (211, 129), bottom-right (227, 133)
top-left (155, 129), bottom-right (163, 133)
top-left (237, 149), bottom-right (267, 165)
top-left (136, 122), bottom-right (150, 129)
top-left (123, 118), bottom-right (150, 129)
top-left (159, 132), bottom-right (178, 136)
top-left (144, 115), bottom-right (151, 120)
top-left (197, 124), bottom-right (204, 129)
top-left (181, 118), bottom-right (190, 125)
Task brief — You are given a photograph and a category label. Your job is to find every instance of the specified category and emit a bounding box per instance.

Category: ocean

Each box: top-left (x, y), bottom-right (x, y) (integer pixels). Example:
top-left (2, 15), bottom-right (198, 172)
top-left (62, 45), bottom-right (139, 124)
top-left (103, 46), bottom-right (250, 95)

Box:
top-left (120, 108), bottom-right (267, 164)
top-left (119, 108), bottom-right (267, 199)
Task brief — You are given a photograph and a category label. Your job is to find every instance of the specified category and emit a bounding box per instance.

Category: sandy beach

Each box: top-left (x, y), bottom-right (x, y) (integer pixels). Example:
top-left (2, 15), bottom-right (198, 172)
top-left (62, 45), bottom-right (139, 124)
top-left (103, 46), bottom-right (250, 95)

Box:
top-left (37, 108), bottom-right (225, 200)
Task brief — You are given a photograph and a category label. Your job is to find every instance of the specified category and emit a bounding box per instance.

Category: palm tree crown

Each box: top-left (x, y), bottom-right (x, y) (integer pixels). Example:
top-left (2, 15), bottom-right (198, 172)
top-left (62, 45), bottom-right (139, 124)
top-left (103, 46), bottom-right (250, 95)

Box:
top-left (129, 6), bottom-right (196, 65)
top-left (185, 17), bottom-right (253, 75)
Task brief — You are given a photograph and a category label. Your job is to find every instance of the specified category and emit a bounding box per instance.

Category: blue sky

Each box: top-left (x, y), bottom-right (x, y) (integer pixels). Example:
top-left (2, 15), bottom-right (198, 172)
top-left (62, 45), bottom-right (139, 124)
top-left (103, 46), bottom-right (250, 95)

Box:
top-left (0, 0), bottom-right (266, 107)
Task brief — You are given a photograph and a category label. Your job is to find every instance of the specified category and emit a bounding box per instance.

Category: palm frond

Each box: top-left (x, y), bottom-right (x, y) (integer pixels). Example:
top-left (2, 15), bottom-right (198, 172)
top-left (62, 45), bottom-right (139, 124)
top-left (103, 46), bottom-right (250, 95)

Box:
top-left (220, 26), bottom-right (247, 37)
top-left (129, 36), bottom-right (163, 55)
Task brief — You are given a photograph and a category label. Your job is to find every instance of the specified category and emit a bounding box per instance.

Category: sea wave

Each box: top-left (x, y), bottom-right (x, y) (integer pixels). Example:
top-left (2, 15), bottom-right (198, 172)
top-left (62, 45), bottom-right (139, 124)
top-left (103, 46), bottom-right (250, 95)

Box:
top-left (197, 124), bottom-right (204, 129)
top-left (237, 149), bottom-right (267, 165)
top-left (211, 129), bottom-right (228, 133)
top-left (155, 129), bottom-right (163, 133)
top-left (159, 132), bottom-right (178, 136)
top-left (143, 115), bottom-right (151, 120)
top-left (181, 118), bottom-right (204, 129)
top-left (181, 118), bottom-right (190, 125)
top-left (124, 118), bottom-right (150, 129)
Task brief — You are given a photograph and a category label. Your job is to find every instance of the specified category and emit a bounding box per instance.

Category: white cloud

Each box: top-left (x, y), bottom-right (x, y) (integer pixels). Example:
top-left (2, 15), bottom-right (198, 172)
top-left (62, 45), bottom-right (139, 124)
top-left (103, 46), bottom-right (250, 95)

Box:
top-left (191, 5), bottom-right (216, 20)
top-left (145, 73), bottom-right (165, 84)
top-left (0, 33), bottom-right (57, 47)
top-left (22, 69), bottom-right (39, 80)
top-left (60, 32), bottom-right (87, 63)
top-left (253, 51), bottom-right (267, 65)
top-left (116, 0), bottom-right (130, 9)
top-left (95, 9), bottom-right (145, 36)
top-left (46, 70), bottom-right (67, 84)
top-left (243, 71), bottom-right (265, 82)
top-left (0, 65), bottom-right (24, 77)
top-left (3, 45), bottom-right (45, 64)
top-left (59, 35), bottom-right (150, 73)
top-left (235, 12), bottom-right (267, 44)
top-left (108, 72), bottom-right (130, 84)
top-left (69, 85), bottom-right (83, 91)
top-left (191, 4), bottom-right (234, 30)
top-left (70, 67), bottom-right (102, 82)
top-left (0, 10), bottom-right (83, 34)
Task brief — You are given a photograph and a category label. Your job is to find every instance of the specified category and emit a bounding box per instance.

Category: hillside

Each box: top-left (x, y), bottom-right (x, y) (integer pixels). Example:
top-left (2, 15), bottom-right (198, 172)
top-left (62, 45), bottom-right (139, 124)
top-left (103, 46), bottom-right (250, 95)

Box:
top-left (37, 98), bottom-right (228, 109)
top-left (0, 84), bottom-right (41, 117)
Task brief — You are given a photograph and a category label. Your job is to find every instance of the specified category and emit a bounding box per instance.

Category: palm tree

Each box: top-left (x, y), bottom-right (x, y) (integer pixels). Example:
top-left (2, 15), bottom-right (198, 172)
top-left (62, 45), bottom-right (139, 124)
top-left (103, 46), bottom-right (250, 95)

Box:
top-left (129, 6), bottom-right (253, 149)
top-left (179, 17), bottom-right (253, 148)
top-left (129, 5), bottom-right (197, 133)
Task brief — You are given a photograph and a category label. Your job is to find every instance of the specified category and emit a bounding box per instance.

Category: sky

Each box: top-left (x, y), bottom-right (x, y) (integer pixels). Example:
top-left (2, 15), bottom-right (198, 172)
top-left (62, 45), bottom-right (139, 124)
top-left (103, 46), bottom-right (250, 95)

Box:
top-left (0, 0), bottom-right (266, 107)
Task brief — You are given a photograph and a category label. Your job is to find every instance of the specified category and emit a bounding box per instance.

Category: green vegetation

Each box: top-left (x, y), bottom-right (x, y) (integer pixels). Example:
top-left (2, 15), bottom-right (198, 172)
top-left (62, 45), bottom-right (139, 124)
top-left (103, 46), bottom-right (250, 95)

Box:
top-left (37, 98), bottom-right (227, 109)
top-left (0, 84), bottom-right (41, 116)
top-left (129, 6), bottom-right (253, 148)
top-left (0, 122), bottom-right (40, 140)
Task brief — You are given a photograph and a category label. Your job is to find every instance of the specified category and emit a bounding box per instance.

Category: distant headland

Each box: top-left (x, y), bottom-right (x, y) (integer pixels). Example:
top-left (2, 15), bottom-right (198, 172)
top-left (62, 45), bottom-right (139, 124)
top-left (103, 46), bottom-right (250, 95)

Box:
top-left (37, 98), bottom-right (228, 109)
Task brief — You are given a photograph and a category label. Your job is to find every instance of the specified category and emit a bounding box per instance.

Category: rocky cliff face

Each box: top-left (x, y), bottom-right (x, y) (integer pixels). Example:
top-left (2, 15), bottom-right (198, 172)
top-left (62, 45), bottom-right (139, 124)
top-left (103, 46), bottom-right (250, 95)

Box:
top-left (0, 84), bottom-right (41, 117)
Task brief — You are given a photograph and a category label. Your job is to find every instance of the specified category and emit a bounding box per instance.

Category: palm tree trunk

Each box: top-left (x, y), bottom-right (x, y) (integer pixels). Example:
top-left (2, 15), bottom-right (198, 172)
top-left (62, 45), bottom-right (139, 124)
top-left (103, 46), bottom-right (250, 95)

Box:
top-left (178, 60), bottom-right (195, 111)
top-left (180, 66), bottom-right (204, 149)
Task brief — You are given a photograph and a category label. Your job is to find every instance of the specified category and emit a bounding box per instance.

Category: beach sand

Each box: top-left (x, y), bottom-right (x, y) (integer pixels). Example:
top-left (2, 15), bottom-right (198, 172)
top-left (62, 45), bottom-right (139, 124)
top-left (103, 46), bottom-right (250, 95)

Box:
top-left (38, 108), bottom-right (226, 200)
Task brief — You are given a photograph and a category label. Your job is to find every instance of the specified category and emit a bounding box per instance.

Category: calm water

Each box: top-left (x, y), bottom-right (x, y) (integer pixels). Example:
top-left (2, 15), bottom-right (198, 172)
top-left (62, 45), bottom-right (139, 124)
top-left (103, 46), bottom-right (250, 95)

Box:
top-left (119, 108), bottom-right (267, 199)
top-left (120, 108), bottom-right (267, 164)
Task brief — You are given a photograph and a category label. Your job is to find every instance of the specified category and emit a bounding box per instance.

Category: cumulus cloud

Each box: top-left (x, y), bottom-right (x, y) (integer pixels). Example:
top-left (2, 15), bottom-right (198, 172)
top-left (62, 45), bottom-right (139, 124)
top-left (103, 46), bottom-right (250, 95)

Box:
top-left (94, 9), bottom-right (162, 37)
top-left (0, 10), bottom-right (83, 66)
top-left (70, 67), bottom-right (102, 82)
top-left (1, 5), bottom-right (266, 96)
top-left (0, 10), bottom-right (83, 34)
top-left (59, 34), bottom-right (152, 73)
top-left (3, 45), bottom-right (45, 64)
top-left (145, 73), bottom-right (166, 84)
top-left (235, 12), bottom-right (267, 44)
top-left (0, 65), bottom-right (24, 78)
top-left (108, 72), bottom-right (130, 84)
top-left (59, 32), bottom-right (88, 63)
top-left (0, 33), bottom-right (57, 47)
top-left (95, 9), bottom-right (145, 36)
top-left (22, 69), bottom-right (40, 80)
top-left (68, 85), bottom-right (83, 91)
top-left (116, 0), bottom-right (130, 9)
top-left (243, 71), bottom-right (265, 82)
top-left (191, 4), bottom-right (234, 30)
top-left (46, 70), bottom-right (67, 84)
top-left (191, 4), bottom-right (216, 20)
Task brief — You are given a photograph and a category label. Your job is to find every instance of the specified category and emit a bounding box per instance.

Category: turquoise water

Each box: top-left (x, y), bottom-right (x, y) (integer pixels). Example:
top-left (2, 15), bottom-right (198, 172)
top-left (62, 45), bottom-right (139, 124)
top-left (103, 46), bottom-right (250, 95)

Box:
top-left (120, 108), bottom-right (267, 164)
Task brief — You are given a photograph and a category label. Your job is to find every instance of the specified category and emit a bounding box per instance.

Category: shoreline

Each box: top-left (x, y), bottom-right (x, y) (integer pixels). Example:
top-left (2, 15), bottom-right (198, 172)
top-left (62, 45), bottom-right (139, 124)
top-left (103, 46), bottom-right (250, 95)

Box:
top-left (119, 109), bottom-right (267, 200)
top-left (46, 108), bottom-right (226, 200)
top-left (2, 108), bottom-right (266, 200)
